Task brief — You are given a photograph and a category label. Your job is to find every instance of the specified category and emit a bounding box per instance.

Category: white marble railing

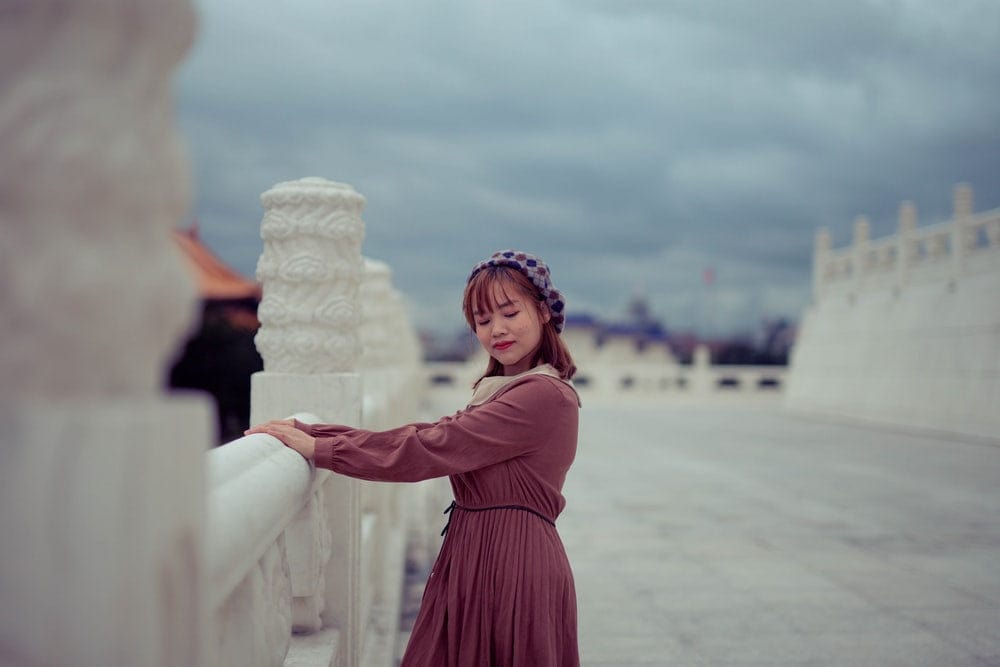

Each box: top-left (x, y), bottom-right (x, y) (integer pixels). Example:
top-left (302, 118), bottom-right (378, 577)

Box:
top-left (787, 182), bottom-right (1000, 441)
top-left (425, 345), bottom-right (788, 401)
top-left (207, 415), bottom-right (323, 665)
top-left (813, 184), bottom-right (1000, 301)
top-left (203, 178), bottom-right (438, 667)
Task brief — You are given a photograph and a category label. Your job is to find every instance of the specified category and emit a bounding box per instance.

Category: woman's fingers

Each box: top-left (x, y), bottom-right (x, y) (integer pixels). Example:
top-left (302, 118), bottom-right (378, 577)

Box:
top-left (244, 419), bottom-right (295, 436)
top-left (242, 421), bottom-right (315, 460)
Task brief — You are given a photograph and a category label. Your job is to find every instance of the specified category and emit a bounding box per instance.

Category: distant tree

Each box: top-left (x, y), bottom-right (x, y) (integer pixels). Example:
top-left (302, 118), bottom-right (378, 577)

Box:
top-left (714, 339), bottom-right (756, 365)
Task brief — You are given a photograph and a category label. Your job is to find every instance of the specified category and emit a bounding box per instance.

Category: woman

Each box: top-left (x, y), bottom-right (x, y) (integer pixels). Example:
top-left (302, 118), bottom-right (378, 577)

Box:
top-left (247, 250), bottom-right (580, 666)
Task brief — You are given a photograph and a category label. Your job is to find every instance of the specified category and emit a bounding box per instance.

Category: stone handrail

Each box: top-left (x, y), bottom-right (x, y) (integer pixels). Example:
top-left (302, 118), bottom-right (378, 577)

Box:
top-left (205, 412), bottom-right (320, 613)
top-left (0, 3), bottom-right (217, 665)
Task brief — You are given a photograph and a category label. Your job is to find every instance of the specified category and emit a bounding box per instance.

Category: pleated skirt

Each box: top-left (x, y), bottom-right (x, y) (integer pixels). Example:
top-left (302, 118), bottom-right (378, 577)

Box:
top-left (400, 507), bottom-right (579, 667)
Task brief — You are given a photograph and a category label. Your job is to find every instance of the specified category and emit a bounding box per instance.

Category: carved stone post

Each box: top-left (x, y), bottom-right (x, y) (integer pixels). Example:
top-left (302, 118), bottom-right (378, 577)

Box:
top-left (691, 344), bottom-right (712, 396)
top-left (0, 2), bottom-right (213, 666)
top-left (851, 215), bottom-right (871, 297)
top-left (953, 182), bottom-right (974, 219)
top-left (812, 227), bottom-right (832, 303)
top-left (250, 177), bottom-right (366, 666)
top-left (896, 201), bottom-right (917, 292)
top-left (360, 258), bottom-right (396, 372)
top-left (951, 183), bottom-right (975, 283)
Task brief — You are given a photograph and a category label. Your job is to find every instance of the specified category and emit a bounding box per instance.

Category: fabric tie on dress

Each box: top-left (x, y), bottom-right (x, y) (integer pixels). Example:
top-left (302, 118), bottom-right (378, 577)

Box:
top-left (441, 500), bottom-right (557, 536)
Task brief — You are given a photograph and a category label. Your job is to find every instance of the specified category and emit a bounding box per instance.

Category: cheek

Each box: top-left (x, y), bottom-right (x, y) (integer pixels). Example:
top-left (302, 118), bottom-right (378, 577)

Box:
top-left (475, 326), bottom-right (491, 346)
top-left (522, 318), bottom-right (543, 342)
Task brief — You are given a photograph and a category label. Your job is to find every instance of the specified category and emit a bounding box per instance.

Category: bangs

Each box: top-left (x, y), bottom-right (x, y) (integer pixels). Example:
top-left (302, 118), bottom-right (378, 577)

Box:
top-left (463, 266), bottom-right (535, 325)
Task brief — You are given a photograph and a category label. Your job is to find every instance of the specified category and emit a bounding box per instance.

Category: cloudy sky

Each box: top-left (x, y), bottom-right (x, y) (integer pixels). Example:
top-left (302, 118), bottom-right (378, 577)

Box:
top-left (175, 0), bottom-right (1000, 337)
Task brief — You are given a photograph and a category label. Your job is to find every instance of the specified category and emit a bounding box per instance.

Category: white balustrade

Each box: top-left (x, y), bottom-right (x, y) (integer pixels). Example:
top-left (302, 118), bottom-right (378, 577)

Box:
top-left (206, 412), bottom-right (343, 666)
top-left (200, 178), bottom-right (428, 667)
top-left (423, 351), bottom-right (789, 402)
top-left (814, 183), bottom-right (1000, 299)
top-left (787, 182), bottom-right (1000, 441)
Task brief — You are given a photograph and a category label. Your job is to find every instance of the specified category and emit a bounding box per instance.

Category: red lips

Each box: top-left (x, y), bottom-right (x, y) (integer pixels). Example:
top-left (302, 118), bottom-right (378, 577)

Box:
top-left (493, 341), bottom-right (514, 351)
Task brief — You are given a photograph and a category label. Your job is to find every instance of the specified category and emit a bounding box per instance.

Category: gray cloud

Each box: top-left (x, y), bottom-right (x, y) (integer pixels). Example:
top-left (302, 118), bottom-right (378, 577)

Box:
top-left (176, 0), bottom-right (1000, 336)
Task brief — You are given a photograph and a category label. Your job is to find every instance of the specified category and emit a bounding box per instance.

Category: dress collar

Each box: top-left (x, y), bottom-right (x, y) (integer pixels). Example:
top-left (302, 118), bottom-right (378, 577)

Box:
top-left (467, 363), bottom-right (580, 407)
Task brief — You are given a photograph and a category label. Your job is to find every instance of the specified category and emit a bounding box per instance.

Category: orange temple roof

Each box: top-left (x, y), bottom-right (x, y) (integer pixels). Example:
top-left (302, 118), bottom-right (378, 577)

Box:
top-left (172, 226), bottom-right (261, 301)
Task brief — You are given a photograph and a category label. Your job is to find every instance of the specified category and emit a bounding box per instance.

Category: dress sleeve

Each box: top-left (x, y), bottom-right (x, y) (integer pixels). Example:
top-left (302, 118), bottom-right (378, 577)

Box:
top-left (310, 376), bottom-right (570, 483)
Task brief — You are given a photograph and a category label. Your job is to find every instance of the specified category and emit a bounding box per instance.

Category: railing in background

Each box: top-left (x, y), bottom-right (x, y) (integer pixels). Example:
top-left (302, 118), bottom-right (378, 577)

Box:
top-left (787, 183), bottom-right (1000, 441)
top-left (812, 183), bottom-right (1000, 302)
top-left (424, 344), bottom-right (788, 401)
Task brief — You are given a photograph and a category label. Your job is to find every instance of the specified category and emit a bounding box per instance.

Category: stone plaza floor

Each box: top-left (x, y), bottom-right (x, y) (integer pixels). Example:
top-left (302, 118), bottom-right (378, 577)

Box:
top-left (396, 398), bottom-right (1000, 666)
top-left (559, 401), bottom-right (1000, 666)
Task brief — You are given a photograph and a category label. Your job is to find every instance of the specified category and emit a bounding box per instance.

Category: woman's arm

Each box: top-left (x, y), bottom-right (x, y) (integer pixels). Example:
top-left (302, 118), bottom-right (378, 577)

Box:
top-left (247, 376), bottom-right (573, 483)
top-left (317, 377), bottom-right (570, 482)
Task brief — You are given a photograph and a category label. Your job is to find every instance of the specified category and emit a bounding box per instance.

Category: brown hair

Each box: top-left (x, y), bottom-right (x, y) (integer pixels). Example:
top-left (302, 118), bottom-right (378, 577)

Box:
top-left (462, 265), bottom-right (576, 384)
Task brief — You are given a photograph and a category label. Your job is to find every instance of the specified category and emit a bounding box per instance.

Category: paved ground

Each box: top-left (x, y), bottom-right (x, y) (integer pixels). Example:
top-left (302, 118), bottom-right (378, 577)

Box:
top-left (560, 402), bottom-right (1000, 666)
top-left (396, 399), bottom-right (1000, 665)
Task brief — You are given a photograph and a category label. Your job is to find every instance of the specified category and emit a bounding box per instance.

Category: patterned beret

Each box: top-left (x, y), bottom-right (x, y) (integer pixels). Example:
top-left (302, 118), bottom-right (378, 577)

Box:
top-left (468, 250), bottom-right (566, 333)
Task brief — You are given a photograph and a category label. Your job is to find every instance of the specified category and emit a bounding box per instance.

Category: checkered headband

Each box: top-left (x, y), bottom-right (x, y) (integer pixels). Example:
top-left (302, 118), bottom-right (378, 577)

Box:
top-left (467, 250), bottom-right (566, 333)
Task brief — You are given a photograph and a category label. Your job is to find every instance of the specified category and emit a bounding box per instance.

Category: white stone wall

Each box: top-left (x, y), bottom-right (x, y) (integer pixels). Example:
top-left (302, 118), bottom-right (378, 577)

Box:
top-left (786, 185), bottom-right (1000, 440)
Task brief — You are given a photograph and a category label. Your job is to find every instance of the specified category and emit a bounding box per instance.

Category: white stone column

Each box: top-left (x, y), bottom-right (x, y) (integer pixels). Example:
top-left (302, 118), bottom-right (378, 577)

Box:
top-left (851, 215), bottom-right (871, 297)
top-left (360, 258), bottom-right (422, 426)
top-left (691, 344), bottom-right (712, 396)
top-left (0, 2), bottom-right (213, 666)
top-left (953, 182), bottom-right (974, 219)
top-left (812, 227), bottom-right (832, 303)
top-left (250, 178), bottom-right (366, 667)
top-left (951, 183), bottom-right (975, 284)
top-left (896, 201), bottom-right (917, 292)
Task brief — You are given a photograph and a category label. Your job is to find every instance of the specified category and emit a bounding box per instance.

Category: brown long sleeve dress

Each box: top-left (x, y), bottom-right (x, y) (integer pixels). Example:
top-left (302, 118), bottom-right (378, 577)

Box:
top-left (299, 368), bottom-right (580, 666)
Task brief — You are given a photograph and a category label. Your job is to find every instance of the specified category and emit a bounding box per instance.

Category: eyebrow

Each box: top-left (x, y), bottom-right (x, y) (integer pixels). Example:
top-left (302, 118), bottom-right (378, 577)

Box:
top-left (473, 300), bottom-right (516, 316)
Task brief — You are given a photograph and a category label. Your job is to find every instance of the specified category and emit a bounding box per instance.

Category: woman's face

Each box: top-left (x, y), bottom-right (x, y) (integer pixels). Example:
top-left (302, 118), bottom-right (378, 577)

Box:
top-left (473, 283), bottom-right (551, 376)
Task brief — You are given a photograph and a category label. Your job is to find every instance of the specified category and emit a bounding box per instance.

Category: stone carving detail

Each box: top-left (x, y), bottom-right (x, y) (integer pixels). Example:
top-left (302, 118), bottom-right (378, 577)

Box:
top-left (255, 178), bottom-right (366, 373)
top-left (215, 536), bottom-right (293, 665)
top-left (287, 486), bottom-right (334, 632)
top-left (0, 0), bottom-right (199, 402)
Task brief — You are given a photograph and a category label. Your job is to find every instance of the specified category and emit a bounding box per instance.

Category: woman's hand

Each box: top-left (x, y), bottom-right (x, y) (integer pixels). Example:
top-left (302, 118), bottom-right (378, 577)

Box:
top-left (244, 419), bottom-right (316, 461)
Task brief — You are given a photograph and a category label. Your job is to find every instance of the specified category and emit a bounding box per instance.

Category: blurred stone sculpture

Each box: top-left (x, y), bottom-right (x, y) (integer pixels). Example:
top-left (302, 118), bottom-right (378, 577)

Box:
top-left (0, 1), bottom-right (214, 666)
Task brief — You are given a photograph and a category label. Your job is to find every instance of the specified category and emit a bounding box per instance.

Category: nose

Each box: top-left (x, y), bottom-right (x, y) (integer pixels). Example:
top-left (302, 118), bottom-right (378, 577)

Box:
top-left (490, 319), bottom-right (507, 337)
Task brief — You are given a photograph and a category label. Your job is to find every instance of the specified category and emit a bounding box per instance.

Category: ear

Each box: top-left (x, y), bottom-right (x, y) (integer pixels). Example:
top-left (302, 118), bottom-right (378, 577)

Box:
top-left (539, 302), bottom-right (552, 324)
